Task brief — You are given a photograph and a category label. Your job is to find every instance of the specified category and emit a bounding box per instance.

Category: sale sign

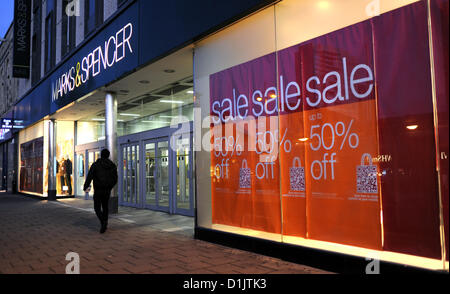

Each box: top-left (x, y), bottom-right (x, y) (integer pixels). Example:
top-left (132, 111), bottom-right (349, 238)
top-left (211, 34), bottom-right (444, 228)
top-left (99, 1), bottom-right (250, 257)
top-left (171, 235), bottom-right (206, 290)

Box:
top-left (210, 55), bottom-right (282, 234)
top-left (278, 20), bottom-right (382, 249)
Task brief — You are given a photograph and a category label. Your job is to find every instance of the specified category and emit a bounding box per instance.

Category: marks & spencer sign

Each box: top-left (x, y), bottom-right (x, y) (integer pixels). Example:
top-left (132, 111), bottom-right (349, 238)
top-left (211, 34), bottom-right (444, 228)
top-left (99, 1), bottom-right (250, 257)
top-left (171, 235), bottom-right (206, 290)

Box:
top-left (13, 0), bottom-right (31, 78)
top-left (47, 2), bottom-right (139, 113)
top-left (51, 23), bottom-right (134, 102)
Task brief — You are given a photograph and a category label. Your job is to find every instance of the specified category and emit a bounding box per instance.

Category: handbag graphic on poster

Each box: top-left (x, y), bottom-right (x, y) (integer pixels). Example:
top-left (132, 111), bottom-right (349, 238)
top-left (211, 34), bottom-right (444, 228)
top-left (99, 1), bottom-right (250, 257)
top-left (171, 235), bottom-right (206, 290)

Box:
top-left (356, 153), bottom-right (378, 194)
top-left (239, 159), bottom-right (251, 189)
top-left (290, 157), bottom-right (305, 192)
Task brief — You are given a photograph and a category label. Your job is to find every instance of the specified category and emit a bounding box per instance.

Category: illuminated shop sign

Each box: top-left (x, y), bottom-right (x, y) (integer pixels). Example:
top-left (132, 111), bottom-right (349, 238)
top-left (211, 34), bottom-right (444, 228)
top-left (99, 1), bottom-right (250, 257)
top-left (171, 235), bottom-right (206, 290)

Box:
top-left (0, 119), bottom-right (25, 129)
top-left (1, 119), bottom-right (13, 129)
top-left (51, 23), bottom-right (133, 102)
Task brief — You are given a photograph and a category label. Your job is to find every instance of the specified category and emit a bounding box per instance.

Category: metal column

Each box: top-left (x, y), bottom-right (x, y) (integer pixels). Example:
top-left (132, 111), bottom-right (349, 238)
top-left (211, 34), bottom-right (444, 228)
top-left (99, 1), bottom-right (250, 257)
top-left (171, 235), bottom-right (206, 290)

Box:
top-left (105, 92), bottom-right (118, 213)
top-left (48, 119), bottom-right (57, 201)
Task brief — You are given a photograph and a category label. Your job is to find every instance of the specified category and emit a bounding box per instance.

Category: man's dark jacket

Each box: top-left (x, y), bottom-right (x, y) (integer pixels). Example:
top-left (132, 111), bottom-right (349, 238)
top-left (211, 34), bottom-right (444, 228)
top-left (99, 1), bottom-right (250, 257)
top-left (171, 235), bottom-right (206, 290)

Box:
top-left (83, 158), bottom-right (118, 193)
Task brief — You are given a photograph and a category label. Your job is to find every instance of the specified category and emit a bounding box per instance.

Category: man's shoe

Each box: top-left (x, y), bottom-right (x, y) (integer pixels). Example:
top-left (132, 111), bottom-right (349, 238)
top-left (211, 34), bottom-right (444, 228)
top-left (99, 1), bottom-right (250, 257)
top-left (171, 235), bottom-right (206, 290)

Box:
top-left (100, 221), bottom-right (106, 234)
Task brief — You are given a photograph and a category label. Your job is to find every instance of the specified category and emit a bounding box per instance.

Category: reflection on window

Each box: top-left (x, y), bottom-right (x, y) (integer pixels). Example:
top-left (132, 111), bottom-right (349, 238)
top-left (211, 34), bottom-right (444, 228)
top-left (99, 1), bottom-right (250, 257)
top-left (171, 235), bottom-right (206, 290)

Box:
top-left (78, 77), bottom-right (194, 139)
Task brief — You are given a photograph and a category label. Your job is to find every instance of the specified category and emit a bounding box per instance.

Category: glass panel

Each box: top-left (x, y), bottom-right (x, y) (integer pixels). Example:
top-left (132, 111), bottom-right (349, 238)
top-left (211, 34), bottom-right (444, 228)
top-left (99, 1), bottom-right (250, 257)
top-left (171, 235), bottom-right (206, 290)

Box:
top-left (176, 137), bottom-right (190, 210)
top-left (76, 121), bottom-right (105, 145)
top-left (77, 77), bottom-right (193, 137)
top-left (88, 151), bottom-right (95, 197)
top-left (122, 146), bottom-right (127, 202)
top-left (127, 146), bottom-right (131, 202)
top-left (145, 143), bottom-right (156, 205)
top-left (136, 144), bottom-right (140, 204)
top-left (158, 141), bottom-right (169, 208)
top-left (130, 145), bottom-right (135, 203)
top-left (75, 153), bottom-right (85, 196)
top-left (55, 121), bottom-right (74, 196)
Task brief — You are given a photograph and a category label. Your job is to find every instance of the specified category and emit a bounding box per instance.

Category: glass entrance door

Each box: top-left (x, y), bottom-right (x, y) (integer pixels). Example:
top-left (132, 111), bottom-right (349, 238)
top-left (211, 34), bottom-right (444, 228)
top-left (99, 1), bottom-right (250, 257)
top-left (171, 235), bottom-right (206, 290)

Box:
top-left (121, 142), bottom-right (140, 207)
top-left (174, 136), bottom-right (193, 216)
top-left (75, 152), bottom-right (86, 197)
top-left (143, 138), bottom-right (171, 212)
top-left (86, 149), bottom-right (100, 198)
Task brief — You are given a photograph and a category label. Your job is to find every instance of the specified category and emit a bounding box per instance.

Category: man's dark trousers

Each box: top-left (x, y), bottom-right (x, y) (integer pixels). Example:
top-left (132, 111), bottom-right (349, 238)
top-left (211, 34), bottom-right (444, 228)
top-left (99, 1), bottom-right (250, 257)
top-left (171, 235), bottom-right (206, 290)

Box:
top-left (93, 189), bottom-right (111, 225)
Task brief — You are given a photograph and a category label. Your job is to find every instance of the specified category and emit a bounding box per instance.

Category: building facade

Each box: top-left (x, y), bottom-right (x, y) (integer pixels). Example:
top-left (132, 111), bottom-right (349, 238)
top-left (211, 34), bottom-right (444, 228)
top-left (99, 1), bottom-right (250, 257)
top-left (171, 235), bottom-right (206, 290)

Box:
top-left (0, 0), bottom-right (448, 272)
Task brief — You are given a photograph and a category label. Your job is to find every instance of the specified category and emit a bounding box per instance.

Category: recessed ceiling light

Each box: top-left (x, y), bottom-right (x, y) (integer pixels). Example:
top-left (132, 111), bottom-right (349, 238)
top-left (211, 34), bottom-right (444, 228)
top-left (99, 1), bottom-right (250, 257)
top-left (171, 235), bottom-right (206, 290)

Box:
top-left (139, 80), bottom-right (150, 84)
top-left (406, 125), bottom-right (418, 130)
top-left (119, 113), bottom-right (141, 117)
top-left (164, 69), bottom-right (175, 73)
top-left (186, 90), bottom-right (194, 94)
top-left (160, 100), bottom-right (184, 104)
top-left (142, 121), bottom-right (170, 124)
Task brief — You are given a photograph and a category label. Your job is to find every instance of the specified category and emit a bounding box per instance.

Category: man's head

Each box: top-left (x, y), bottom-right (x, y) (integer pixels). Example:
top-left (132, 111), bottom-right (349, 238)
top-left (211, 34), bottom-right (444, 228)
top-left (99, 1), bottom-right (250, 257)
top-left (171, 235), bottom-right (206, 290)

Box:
top-left (101, 149), bottom-right (110, 159)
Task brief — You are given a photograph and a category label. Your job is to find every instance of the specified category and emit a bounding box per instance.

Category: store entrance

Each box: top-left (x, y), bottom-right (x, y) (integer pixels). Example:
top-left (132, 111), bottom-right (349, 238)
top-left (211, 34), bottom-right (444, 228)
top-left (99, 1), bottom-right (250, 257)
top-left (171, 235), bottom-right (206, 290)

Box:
top-left (118, 127), bottom-right (194, 216)
top-left (74, 141), bottom-right (103, 200)
top-left (142, 138), bottom-right (170, 212)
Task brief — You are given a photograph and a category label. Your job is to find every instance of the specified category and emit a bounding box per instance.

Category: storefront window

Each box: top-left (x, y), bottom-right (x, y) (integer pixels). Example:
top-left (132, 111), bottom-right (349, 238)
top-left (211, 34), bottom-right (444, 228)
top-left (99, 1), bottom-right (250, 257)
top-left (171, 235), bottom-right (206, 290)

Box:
top-left (79, 78), bottom-right (194, 139)
top-left (55, 121), bottom-right (74, 196)
top-left (76, 121), bottom-right (105, 145)
top-left (18, 121), bottom-right (45, 196)
top-left (194, 0), bottom-right (448, 270)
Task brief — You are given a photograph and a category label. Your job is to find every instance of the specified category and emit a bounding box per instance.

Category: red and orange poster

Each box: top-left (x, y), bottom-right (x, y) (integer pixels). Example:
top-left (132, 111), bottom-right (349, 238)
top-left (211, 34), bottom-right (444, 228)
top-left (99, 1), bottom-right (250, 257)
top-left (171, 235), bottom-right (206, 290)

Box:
top-left (209, 1), bottom-right (446, 258)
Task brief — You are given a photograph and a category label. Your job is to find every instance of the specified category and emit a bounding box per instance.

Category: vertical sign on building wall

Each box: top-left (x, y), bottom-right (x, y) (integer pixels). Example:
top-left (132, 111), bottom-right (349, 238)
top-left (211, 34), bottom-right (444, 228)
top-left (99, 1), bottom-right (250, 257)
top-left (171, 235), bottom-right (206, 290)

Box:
top-left (13, 0), bottom-right (31, 79)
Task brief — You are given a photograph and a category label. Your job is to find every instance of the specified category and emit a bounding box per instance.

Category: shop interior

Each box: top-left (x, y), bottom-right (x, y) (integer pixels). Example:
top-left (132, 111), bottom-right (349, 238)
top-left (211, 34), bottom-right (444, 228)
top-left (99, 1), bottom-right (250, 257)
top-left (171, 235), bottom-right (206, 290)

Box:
top-left (18, 45), bottom-right (195, 216)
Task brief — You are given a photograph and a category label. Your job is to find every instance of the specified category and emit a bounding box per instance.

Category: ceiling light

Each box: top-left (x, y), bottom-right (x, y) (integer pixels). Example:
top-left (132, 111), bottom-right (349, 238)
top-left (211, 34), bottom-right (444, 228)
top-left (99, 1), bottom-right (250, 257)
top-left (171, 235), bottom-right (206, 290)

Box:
top-left (298, 138), bottom-right (309, 142)
top-left (186, 90), bottom-right (194, 94)
top-left (119, 113), bottom-right (141, 117)
top-left (406, 125), bottom-right (418, 130)
top-left (92, 118), bottom-right (105, 121)
top-left (159, 115), bottom-right (176, 118)
top-left (142, 121), bottom-right (170, 124)
top-left (160, 100), bottom-right (184, 104)
top-left (139, 80), bottom-right (150, 84)
top-left (318, 1), bottom-right (330, 9)
top-left (164, 69), bottom-right (175, 73)
top-left (256, 97), bottom-right (263, 102)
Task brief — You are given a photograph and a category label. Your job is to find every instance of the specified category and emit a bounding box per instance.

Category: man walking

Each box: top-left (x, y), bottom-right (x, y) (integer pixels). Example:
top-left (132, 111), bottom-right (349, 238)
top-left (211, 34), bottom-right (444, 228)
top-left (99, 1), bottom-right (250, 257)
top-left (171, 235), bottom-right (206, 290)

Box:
top-left (83, 149), bottom-right (118, 233)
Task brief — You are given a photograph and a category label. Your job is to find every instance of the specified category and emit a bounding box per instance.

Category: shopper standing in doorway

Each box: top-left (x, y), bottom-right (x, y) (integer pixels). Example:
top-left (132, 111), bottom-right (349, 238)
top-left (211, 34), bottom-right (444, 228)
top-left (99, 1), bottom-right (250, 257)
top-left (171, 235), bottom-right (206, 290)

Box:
top-left (83, 149), bottom-right (118, 234)
top-left (64, 155), bottom-right (73, 196)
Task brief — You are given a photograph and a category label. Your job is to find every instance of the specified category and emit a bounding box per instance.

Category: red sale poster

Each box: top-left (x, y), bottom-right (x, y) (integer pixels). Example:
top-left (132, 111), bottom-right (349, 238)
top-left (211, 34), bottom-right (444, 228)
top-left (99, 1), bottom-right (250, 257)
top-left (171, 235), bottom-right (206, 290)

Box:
top-left (209, 0), bottom-right (446, 259)
top-left (210, 54), bottom-right (282, 234)
top-left (277, 20), bottom-right (382, 249)
top-left (373, 1), bottom-right (442, 259)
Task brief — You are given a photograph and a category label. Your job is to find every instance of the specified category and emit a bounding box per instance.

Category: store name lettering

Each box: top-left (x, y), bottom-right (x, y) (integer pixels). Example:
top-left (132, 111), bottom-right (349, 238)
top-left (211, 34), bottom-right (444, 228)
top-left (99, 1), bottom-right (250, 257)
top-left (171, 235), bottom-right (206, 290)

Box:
top-left (51, 23), bottom-right (133, 102)
top-left (211, 57), bottom-right (374, 124)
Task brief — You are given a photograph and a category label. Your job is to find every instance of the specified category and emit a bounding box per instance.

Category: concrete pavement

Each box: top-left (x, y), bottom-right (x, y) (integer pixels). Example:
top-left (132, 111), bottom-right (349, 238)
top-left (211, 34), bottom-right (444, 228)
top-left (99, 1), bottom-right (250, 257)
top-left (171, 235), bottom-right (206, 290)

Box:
top-left (0, 192), bottom-right (331, 274)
